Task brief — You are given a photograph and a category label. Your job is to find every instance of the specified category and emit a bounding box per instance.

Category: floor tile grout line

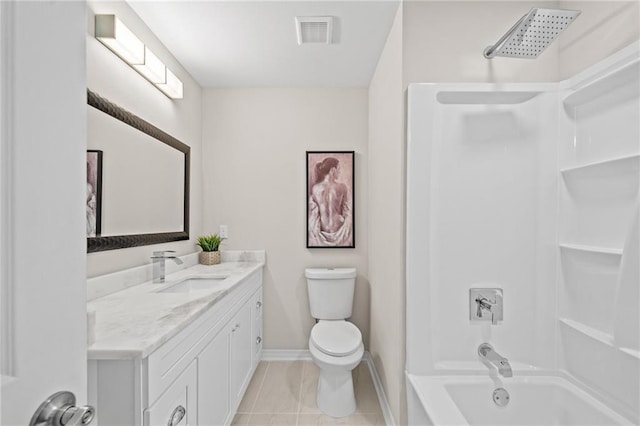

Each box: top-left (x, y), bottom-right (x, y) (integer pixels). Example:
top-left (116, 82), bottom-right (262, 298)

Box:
top-left (248, 361), bottom-right (271, 415)
top-left (295, 361), bottom-right (307, 426)
top-left (238, 360), bottom-right (383, 425)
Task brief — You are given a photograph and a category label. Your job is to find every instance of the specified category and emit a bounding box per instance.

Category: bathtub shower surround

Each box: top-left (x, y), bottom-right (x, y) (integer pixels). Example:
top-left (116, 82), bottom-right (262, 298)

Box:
top-left (407, 376), bottom-right (633, 426)
top-left (406, 43), bottom-right (640, 425)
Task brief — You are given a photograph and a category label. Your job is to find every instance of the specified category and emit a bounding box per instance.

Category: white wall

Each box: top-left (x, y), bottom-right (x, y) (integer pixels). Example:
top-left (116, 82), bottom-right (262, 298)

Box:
top-left (86, 0), bottom-right (203, 277)
top-left (367, 5), bottom-right (406, 425)
top-left (402, 1), bottom-right (561, 85)
top-left (201, 88), bottom-right (369, 350)
top-left (559, 1), bottom-right (640, 79)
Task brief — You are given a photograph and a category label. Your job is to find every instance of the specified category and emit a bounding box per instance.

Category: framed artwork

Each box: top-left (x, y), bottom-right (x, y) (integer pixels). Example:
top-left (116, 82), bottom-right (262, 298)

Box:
top-left (306, 151), bottom-right (355, 248)
top-left (87, 150), bottom-right (103, 237)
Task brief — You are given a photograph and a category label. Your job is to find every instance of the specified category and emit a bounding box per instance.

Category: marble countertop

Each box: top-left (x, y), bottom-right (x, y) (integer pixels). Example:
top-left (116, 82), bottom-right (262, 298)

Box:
top-left (87, 261), bottom-right (264, 360)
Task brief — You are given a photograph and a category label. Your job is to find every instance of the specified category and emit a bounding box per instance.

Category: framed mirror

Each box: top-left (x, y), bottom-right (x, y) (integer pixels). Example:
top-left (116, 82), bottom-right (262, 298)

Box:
top-left (86, 90), bottom-right (190, 253)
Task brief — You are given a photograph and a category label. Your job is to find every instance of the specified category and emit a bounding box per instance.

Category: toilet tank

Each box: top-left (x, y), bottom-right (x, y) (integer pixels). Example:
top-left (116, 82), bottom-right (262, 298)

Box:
top-left (305, 268), bottom-right (357, 320)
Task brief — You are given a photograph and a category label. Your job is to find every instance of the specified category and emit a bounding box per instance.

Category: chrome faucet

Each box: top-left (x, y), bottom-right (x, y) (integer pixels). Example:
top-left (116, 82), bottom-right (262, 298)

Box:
top-left (476, 296), bottom-right (493, 318)
top-left (478, 343), bottom-right (512, 377)
top-left (469, 288), bottom-right (503, 325)
top-left (151, 250), bottom-right (183, 283)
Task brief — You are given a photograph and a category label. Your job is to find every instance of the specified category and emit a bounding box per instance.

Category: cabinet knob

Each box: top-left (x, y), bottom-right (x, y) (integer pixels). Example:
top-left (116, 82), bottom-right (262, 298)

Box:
top-left (167, 405), bottom-right (186, 426)
top-left (256, 336), bottom-right (262, 344)
top-left (256, 301), bottom-right (262, 309)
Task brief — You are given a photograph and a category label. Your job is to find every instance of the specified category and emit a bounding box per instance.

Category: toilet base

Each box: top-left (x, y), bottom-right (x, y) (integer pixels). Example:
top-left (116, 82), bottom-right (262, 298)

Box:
top-left (317, 369), bottom-right (356, 418)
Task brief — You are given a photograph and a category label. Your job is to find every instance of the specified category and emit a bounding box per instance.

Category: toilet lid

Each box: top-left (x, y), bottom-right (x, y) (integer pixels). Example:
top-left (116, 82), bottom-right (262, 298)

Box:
top-left (311, 321), bottom-right (362, 357)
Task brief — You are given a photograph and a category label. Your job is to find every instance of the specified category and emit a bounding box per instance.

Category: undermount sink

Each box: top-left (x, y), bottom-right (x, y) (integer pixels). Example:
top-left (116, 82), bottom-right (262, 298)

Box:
top-left (158, 276), bottom-right (230, 294)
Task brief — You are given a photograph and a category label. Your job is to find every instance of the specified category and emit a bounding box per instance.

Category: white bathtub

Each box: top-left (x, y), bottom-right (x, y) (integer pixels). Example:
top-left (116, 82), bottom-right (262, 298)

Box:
top-left (407, 374), bottom-right (635, 426)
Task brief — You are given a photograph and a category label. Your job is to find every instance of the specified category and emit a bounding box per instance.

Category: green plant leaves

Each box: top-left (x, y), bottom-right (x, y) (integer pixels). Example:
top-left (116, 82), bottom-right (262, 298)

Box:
top-left (196, 234), bottom-right (225, 252)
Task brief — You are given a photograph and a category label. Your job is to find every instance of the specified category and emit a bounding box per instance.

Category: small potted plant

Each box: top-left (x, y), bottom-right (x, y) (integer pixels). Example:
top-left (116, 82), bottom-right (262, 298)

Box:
top-left (197, 233), bottom-right (225, 265)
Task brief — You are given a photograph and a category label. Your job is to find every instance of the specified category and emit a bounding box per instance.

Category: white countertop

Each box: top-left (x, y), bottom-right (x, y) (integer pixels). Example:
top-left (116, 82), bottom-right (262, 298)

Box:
top-left (87, 261), bottom-right (264, 360)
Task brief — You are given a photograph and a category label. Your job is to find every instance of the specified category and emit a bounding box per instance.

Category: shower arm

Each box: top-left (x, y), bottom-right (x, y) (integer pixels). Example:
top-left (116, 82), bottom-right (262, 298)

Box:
top-left (483, 13), bottom-right (528, 59)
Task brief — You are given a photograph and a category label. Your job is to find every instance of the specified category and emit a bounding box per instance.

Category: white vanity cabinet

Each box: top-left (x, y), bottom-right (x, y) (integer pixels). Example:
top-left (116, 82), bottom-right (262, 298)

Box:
top-left (145, 360), bottom-right (198, 426)
top-left (89, 268), bottom-right (263, 426)
top-left (229, 301), bottom-right (253, 405)
top-left (198, 328), bottom-right (230, 426)
top-left (251, 288), bottom-right (263, 366)
top-left (198, 297), bottom-right (255, 425)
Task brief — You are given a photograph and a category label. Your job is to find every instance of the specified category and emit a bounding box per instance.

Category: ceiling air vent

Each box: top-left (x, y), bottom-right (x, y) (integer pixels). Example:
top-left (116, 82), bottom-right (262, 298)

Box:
top-left (295, 16), bottom-right (333, 45)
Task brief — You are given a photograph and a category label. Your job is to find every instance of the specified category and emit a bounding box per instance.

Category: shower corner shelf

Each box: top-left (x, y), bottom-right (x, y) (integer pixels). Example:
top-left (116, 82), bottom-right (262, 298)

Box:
top-left (560, 154), bottom-right (640, 175)
top-left (559, 243), bottom-right (623, 256)
top-left (563, 60), bottom-right (640, 107)
top-left (559, 317), bottom-right (614, 347)
top-left (559, 318), bottom-right (640, 361)
top-left (620, 347), bottom-right (640, 360)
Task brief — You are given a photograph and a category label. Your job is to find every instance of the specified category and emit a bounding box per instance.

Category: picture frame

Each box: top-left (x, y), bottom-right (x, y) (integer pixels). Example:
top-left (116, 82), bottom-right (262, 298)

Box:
top-left (87, 150), bottom-right (103, 237)
top-left (306, 151), bottom-right (355, 248)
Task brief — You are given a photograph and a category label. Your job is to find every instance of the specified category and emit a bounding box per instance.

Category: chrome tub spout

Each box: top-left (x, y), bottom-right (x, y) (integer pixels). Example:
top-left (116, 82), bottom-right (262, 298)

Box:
top-left (478, 343), bottom-right (512, 378)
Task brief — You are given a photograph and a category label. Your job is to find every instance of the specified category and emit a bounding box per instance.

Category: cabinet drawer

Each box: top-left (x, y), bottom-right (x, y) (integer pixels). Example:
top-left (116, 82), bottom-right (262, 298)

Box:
top-left (144, 360), bottom-right (197, 426)
top-left (147, 271), bottom-right (261, 404)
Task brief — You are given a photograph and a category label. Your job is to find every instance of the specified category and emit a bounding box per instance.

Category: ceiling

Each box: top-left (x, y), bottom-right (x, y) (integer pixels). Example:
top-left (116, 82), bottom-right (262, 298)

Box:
top-left (127, 1), bottom-right (400, 88)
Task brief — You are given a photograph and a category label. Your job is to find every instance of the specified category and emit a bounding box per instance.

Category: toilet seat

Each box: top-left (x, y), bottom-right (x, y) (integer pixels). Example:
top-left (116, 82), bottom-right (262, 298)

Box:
top-left (310, 321), bottom-right (362, 357)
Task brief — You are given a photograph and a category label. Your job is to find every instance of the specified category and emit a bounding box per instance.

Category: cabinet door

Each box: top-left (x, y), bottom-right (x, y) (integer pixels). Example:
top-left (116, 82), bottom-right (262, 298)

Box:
top-left (230, 301), bottom-right (253, 406)
top-left (145, 360), bottom-right (197, 426)
top-left (198, 329), bottom-right (230, 426)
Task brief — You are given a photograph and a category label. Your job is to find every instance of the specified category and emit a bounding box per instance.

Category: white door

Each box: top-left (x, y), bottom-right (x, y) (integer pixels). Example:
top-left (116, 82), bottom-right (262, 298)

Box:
top-left (1, 1), bottom-right (89, 425)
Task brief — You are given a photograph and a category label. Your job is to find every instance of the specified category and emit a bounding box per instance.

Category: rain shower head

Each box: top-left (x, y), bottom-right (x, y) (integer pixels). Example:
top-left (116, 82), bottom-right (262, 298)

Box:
top-left (484, 8), bottom-right (580, 59)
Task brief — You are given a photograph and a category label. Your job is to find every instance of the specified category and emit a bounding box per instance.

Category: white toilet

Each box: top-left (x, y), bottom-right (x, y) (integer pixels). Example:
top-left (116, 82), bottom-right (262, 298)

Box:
top-left (305, 267), bottom-right (364, 418)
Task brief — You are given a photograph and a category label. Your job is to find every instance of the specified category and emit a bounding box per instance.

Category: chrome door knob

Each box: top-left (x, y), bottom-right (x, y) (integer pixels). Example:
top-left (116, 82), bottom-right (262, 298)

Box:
top-left (30, 391), bottom-right (95, 426)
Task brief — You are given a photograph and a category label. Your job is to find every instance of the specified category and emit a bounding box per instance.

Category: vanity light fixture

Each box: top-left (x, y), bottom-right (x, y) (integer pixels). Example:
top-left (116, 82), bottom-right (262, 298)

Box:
top-left (94, 14), bottom-right (183, 99)
top-left (135, 47), bottom-right (166, 84)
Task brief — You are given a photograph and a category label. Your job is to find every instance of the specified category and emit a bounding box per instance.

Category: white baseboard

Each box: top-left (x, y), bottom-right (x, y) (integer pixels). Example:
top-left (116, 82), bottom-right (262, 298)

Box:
top-left (363, 352), bottom-right (396, 426)
top-left (261, 349), bottom-right (396, 426)
top-left (261, 349), bottom-right (312, 361)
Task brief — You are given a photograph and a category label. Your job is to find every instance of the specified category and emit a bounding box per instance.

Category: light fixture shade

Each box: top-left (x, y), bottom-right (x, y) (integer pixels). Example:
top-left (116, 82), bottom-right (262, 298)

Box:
top-left (95, 14), bottom-right (184, 100)
top-left (156, 68), bottom-right (184, 99)
top-left (134, 47), bottom-right (166, 84)
top-left (95, 15), bottom-right (145, 65)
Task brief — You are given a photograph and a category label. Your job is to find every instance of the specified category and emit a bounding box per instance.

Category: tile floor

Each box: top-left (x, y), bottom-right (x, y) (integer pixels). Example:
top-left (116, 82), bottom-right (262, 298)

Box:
top-left (232, 361), bottom-right (385, 425)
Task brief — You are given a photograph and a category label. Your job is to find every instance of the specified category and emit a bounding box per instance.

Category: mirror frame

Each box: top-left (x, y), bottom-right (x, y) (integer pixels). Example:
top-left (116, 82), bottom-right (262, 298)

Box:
top-left (87, 89), bottom-right (190, 253)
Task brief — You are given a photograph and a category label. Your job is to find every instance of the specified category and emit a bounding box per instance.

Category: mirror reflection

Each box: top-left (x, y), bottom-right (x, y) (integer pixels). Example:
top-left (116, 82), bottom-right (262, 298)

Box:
top-left (86, 90), bottom-right (190, 253)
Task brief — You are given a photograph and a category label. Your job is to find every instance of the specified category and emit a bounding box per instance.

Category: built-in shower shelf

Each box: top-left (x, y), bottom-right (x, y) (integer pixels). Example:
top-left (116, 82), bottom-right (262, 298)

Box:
top-left (559, 318), bottom-right (640, 361)
top-left (559, 243), bottom-right (623, 256)
top-left (560, 154), bottom-right (639, 175)
top-left (559, 318), bottom-right (614, 347)
top-left (563, 60), bottom-right (640, 107)
top-left (620, 347), bottom-right (640, 359)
